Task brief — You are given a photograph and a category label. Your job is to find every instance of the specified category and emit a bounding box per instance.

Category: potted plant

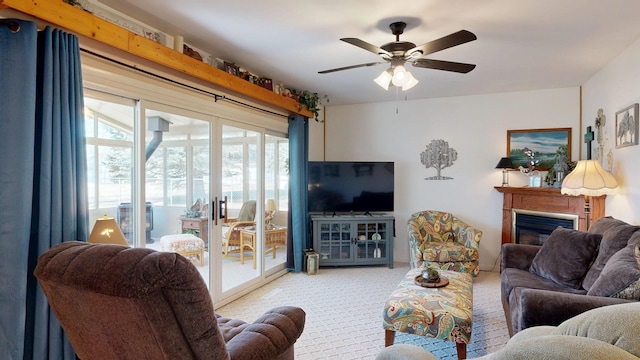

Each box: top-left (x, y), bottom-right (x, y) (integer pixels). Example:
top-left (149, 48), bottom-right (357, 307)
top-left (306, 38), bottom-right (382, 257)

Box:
top-left (295, 90), bottom-right (328, 122)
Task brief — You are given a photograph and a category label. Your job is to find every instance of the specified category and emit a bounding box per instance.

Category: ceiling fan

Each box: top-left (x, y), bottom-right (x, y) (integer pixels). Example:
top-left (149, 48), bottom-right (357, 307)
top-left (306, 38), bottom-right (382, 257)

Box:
top-left (319, 21), bottom-right (477, 90)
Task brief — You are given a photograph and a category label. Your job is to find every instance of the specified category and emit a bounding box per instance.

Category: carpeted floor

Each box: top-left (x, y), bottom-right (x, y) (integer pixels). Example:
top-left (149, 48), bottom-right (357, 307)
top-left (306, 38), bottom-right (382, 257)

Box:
top-left (217, 264), bottom-right (509, 359)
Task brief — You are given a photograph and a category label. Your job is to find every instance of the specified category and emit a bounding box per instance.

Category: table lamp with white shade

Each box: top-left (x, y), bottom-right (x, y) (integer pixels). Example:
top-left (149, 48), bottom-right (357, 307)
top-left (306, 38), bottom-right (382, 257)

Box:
top-left (561, 160), bottom-right (618, 229)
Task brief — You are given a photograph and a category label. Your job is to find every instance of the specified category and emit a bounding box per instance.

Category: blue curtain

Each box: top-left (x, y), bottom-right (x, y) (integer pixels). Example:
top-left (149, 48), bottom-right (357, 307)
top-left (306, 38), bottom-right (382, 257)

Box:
top-left (0, 20), bottom-right (88, 360)
top-left (286, 115), bottom-right (309, 272)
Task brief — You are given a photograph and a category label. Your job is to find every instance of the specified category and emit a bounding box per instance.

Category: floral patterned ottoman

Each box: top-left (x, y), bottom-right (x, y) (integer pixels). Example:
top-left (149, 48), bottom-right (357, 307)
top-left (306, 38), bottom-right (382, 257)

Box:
top-left (161, 234), bottom-right (205, 267)
top-left (383, 268), bottom-right (473, 360)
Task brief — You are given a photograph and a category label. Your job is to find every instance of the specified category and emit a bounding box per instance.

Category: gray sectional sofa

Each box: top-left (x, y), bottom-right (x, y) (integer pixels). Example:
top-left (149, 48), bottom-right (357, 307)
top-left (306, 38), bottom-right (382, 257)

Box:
top-left (501, 216), bottom-right (640, 336)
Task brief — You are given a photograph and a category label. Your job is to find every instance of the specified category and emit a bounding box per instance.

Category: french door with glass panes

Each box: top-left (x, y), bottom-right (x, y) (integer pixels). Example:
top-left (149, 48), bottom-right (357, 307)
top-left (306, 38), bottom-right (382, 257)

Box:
top-left (84, 90), bottom-right (288, 304)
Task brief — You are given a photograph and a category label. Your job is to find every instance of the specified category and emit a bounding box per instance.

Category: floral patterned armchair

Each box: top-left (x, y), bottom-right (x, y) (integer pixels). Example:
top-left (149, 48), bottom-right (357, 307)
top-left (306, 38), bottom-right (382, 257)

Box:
top-left (408, 210), bottom-right (482, 276)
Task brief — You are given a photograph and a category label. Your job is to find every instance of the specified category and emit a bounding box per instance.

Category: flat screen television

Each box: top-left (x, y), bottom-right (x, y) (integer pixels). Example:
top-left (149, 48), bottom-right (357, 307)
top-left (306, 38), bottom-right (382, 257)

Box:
top-left (308, 161), bottom-right (394, 213)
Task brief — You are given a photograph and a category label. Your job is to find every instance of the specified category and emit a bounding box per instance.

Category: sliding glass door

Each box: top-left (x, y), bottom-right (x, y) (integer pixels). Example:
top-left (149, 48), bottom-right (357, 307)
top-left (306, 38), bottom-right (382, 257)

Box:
top-left (219, 124), bottom-right (260, 291)
top-left (82, 56), bottom-right (289, 305)
top-left (141, 103), bottom-right (212, 288)
top-left (217, 124), bottom-right (290, 295)
top-left (265, 133), bottom-right (289, 273)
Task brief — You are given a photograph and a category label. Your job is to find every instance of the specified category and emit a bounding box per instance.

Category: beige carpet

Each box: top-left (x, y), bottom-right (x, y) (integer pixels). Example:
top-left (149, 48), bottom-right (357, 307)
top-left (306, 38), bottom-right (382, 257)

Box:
top-left (217, 264), bottom-right (509, 359)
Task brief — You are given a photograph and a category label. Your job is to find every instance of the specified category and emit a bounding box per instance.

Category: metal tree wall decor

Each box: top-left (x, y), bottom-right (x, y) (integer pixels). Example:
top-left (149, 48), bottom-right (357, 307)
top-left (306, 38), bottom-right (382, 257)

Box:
top-left (420, 139), bottom-right (458, 180)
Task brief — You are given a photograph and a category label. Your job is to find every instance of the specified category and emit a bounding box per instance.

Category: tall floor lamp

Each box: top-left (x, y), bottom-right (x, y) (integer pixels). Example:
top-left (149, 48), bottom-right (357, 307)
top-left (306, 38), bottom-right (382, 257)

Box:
top-left (560, 160), bottom-right (618, 230)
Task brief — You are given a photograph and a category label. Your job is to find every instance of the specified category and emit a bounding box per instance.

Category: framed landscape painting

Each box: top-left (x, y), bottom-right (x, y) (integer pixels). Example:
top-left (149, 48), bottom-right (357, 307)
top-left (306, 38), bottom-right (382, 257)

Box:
top-left (507, 128), bottom-right (571, 170)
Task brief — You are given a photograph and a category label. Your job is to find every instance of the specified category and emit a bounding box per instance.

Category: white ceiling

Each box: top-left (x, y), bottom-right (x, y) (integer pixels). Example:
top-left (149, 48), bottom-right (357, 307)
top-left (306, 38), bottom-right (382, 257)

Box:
top-left (98, 0), bottom-right (640, 106)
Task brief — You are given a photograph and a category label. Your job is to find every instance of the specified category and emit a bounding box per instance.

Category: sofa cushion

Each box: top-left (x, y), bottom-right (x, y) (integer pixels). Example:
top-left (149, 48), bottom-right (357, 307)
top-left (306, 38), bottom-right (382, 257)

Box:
top-left (582, 217), bottom-right (640, 290)
top-left (587, 243), bottom-right (640, 299)
top-left (629, 231), bottom-right (640, 247)
top-left (420, 241), bottom-right (478, 262)
top-left (555, 302), bottom-right (640, 358)
top-left (529, 227), bottom-right (601, 289)
top-left (502, 268), bottom-right (587, 303)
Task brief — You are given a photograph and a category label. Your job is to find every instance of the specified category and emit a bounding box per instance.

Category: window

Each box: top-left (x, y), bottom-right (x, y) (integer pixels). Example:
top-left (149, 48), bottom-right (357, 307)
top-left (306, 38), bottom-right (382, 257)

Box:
top-left (85, 94), bottom-right (135, 211)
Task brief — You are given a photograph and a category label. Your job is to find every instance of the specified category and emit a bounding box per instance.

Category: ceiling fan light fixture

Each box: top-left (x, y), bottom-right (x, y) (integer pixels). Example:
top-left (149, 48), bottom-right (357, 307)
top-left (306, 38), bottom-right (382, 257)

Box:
top-left (391, 65), bottom-right (409, 86)
top-left (319, 23), bottom-right (476, 95)
top-left (374, 69), bottom-right (393, 90)
top-left (402, 72), bottom-right (419, 91)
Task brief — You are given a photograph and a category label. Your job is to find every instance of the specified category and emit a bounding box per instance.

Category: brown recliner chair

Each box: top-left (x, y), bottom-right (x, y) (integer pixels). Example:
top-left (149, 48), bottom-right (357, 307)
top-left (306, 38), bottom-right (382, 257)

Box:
top-left (34, 241), bottom-right (305, 360)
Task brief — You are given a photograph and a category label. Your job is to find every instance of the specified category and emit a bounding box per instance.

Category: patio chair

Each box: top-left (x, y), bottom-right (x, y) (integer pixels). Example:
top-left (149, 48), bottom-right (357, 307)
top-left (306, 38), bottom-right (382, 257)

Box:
top-left (223, 200), bottom-right (257, 259)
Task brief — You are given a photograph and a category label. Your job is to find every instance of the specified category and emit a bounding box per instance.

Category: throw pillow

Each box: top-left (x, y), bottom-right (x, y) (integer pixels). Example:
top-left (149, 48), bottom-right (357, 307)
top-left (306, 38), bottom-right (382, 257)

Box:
top-left (529, 227), bottom-right (602, 289)
top-left (587, 243), bottom-right (640, 299)
top-left (582, 217), bottom-right (640, 290)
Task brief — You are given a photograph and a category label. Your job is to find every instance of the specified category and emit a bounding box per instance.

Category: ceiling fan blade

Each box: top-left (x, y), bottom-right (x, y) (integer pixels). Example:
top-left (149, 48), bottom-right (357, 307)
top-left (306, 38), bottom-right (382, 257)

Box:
top-left (318, 62), bottom-right (386, 74)
top-left (412, 59), bottom-right (476, 73)
top-left (406, 30), bottom-right (477, 58)
top-left (340, 38), bottom-right (393, 58)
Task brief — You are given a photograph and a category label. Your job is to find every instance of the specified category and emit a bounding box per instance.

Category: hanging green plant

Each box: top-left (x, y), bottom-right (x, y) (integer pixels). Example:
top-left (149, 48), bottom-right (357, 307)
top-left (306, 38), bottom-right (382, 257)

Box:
top-left (295, 90), bottom-right (328, 122)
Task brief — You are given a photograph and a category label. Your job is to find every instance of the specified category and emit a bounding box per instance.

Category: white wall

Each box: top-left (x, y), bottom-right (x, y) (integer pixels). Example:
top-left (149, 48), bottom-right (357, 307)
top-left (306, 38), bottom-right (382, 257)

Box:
top-left (582, 37), bottom-right (640, 225)
top-left (314, 87), bottom-right (581, 270)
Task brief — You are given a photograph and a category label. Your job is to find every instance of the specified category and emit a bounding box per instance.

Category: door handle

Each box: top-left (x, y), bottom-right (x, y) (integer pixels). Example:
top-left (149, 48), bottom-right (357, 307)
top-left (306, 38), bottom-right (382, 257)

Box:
top-left (213, 197), bottom-right (218, 226)
top-left (219, 196), bottom-right (228, 221)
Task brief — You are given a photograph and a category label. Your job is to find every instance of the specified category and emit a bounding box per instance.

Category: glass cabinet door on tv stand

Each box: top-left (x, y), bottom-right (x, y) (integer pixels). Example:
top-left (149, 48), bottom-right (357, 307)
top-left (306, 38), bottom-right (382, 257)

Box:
top-left (311, 215), bottom-right (394, 268)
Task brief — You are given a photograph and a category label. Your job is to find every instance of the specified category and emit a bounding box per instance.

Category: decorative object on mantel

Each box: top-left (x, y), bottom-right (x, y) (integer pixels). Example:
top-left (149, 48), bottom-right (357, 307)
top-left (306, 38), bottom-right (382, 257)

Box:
top-left (561, 159), bottom-right (618, 229)
top-left (516, 147), bottom-right (542, 187)
top-left (544, 144), bottom-right (574, 187)
top-left (594, 108), bottom-right (606, 161)
top-left (518, 147), bottom-right (540, 175)
top-left (507, 128), bottom-right (572, 170)
top-left (584, 125), bottom-right (595, 159)
top-left (615, 103), bottom-right (639, 148)
top-left (495, 157), bottom-right (515, 187)
top-left (420, 139), bottom-right (457, 180)
top-left (607, 149), bottom-right (614, 172)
